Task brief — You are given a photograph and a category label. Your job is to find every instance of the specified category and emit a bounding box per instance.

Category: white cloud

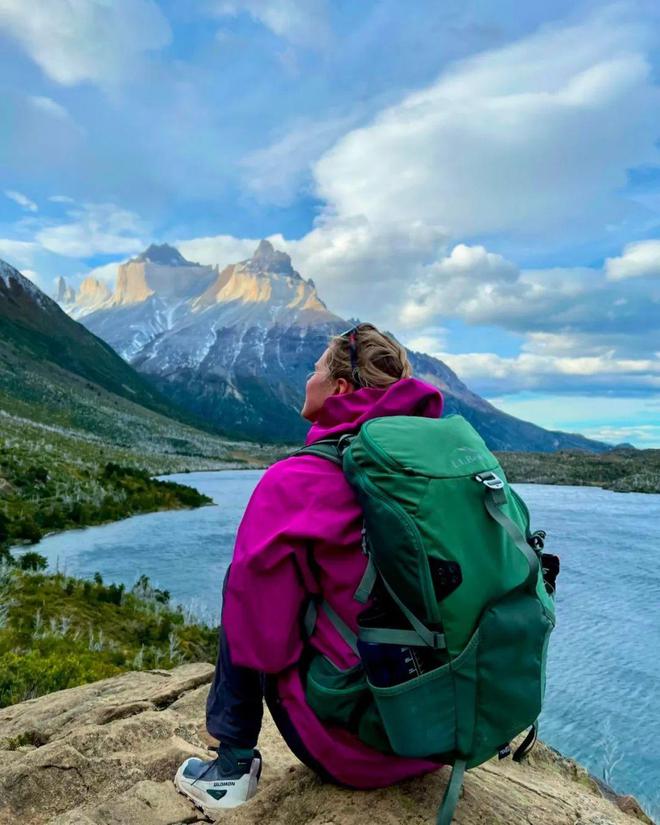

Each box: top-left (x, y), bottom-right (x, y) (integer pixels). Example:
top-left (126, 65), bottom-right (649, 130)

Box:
top-left (401, 244), bottom-right (518, 326)
top-left (36, 203), bottom-right (146, 258)
top-left (241, 112), bottom-right (363, 205)
top-left (405, 331), bottom-right (450, 355)
top-left (432, 350), bottom-right (660, 394)
top-left (213, 0), bottom-right (331, 48)
top-left (577, 424), bottom-right (660, 447)
top-left (0, 0), bottom-right (171, 87)
top-left (605, 239), bottom-right (660, 280)
top-left (4, 189), bottom-right (37, 212)
top-left (49, 195), bottom-right (75, 204)
top-left (288, 217), bottom-right (446, 314)
top-left (28, 95), bottom-right (71, 121)
top-left (177, 234), bottom-right (263, 270)
top-left (0, 239), bottom-right (39, 267)
top-left (397, 244), bottom-right (659, 362)
top-left (312, 7), bottom-right (660, 240)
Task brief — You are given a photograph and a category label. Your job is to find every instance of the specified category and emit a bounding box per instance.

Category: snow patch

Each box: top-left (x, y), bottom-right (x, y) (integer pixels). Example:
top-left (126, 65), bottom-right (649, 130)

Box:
top-left (0, 259), bottom-right (50, 308)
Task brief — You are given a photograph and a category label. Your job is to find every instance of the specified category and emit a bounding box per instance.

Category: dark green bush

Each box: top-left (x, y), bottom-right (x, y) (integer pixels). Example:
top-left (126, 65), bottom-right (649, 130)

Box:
top-left (17, 552), bottom-right (47, 571)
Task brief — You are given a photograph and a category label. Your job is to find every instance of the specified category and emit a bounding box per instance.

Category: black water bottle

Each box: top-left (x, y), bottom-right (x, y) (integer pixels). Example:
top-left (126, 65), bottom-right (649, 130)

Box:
top-left (357, 586), bottom-right (443, 687)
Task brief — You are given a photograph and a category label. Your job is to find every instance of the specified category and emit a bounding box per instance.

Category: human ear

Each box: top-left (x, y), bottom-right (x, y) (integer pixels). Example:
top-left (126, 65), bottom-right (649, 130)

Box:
top-left (334, 377), bottom-right (352, 395)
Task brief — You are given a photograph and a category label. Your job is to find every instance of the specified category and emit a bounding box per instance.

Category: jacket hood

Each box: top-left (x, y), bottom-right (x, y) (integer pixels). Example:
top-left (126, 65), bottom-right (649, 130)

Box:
top-left (305, 377), bottom-right (443, 445)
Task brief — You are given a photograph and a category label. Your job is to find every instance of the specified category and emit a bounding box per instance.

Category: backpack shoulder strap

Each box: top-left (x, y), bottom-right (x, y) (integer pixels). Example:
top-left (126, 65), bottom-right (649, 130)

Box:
top-left (291, 438), bottom-right (342, 466)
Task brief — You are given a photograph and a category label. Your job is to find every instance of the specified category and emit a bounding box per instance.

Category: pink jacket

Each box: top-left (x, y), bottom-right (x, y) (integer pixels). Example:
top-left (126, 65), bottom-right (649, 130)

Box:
top-left (223, 377), bottom-right (444, 788)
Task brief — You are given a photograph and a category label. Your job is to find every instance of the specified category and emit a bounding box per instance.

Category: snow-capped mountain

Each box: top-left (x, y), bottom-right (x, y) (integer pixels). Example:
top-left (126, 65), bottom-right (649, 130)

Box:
top-left (60, 241), bottom-right (608, 449)
top-left (58, 241), bottom-right (343, 439)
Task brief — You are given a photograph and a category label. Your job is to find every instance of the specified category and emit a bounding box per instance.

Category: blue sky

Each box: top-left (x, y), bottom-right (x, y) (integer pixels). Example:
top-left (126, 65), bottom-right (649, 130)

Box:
top-left (0, 0), bottom-right (659, 446)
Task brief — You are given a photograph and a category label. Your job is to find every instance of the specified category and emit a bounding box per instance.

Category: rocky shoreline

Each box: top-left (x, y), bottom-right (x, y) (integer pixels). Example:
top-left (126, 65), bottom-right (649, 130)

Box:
top-left (0, 663), bottom-right (652, 825)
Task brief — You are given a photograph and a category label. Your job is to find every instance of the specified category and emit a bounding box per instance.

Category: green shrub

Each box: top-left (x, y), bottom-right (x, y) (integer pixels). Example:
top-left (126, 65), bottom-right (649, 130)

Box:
top-left (14, 520), bottom-right (42, 544)
top-left (17, 552), bottom-right (47, 572)
top-left (0, 570), bottom-right (217, 709)
top-left (0, 649), bottom-right (120, 707)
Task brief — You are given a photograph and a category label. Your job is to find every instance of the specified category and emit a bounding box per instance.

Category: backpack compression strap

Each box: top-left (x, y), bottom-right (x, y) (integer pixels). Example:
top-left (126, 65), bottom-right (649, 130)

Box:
top-left (513, 723), bottom-right (537, 762)
top-left (475, 472), bottom-right (540, 592)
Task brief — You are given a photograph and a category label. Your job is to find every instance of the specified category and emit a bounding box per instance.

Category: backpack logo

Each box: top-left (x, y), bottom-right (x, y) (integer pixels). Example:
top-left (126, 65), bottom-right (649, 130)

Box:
top-left (449, 446), bottom-right (487, 469)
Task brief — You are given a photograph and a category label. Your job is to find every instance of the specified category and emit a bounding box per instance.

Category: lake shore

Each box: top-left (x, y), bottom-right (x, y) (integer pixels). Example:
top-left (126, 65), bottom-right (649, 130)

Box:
top-left (497, 448), bottom-right (660, 493)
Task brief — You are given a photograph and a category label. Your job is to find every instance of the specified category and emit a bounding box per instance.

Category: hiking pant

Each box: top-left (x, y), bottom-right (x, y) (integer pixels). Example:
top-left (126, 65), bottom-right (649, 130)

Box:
top-left (205, 565), bottom-right (340, 784)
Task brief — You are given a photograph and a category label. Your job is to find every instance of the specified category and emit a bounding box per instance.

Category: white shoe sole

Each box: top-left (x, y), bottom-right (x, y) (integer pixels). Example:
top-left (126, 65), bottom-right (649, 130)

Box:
top-left (174, 757), bottom-right (261, 817)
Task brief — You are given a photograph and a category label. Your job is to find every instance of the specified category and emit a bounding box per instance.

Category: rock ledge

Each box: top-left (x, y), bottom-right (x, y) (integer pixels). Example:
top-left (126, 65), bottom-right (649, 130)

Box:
top-left (0, 664), bottom-right (652, 825)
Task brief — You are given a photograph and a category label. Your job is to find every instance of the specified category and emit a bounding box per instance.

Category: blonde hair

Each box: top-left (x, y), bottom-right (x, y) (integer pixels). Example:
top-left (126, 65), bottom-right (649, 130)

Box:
top-left (326, 323), bottom-right (412, 389)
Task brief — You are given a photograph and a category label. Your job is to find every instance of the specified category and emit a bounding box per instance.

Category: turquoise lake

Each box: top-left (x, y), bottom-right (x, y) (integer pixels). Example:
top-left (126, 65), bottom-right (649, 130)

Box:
top-left (24, 472), bottom-right (660, 820)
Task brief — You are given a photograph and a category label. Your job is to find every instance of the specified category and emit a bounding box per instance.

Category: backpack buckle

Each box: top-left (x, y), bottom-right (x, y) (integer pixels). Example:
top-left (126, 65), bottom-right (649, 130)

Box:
top-left (337, 434), bottom-right (354, 455)
top-left (474, 471), bottom-right (504, 490)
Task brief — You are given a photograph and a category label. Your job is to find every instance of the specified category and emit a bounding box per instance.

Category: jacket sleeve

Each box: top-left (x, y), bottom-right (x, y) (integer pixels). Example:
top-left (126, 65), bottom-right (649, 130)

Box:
top-left (221, 462), bottom-right (317, 673)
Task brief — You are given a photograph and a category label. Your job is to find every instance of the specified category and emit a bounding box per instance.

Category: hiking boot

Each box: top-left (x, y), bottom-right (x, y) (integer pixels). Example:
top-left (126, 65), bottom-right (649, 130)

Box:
top-left (174, 745), bottom-right (262, 814)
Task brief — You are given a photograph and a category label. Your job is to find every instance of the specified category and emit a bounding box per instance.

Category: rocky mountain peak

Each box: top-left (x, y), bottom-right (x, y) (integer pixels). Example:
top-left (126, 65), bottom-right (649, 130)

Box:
top-left (254, 238), bottom-right (274, 258)
top-left (133, 243), bottom-right (192, 267)
top-left (247, 239), bottom-right (296, 277)
top-left (54, 276), bottom-right (75, 304)
top-left (78, 276), bottom-right (111, 301)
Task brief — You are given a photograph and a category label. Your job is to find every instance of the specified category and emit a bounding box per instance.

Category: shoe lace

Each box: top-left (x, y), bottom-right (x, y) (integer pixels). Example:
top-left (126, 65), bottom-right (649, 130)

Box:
top-left (190, 746), bottom-right (221, 786)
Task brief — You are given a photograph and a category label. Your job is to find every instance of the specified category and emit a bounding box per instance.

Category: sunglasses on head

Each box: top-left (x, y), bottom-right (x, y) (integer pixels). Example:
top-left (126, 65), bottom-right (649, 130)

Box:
top-left (339, 323), bottom-right (371, 389)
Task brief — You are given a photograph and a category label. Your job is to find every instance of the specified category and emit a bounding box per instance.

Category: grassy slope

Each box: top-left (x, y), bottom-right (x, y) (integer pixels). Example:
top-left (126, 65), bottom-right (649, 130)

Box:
top-left (0, 333), bottom-right (265, 453)
top-left (0, 273), bottom-right (197, 427)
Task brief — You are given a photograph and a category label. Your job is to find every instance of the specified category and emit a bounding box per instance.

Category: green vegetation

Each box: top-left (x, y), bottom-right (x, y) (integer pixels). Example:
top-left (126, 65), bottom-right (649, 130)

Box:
top-left (0, 413), bottom-right (223, 709)
top-left (497, 448), bottom-right (660, 493)
top-left (0, 442), bottom-right (212, 549)
top-left (0, 566), bottom-right (217, 708)
top-left (0, 396), bottom-right (282, 710)
top-left (0, 410), bottom-right (283, 551)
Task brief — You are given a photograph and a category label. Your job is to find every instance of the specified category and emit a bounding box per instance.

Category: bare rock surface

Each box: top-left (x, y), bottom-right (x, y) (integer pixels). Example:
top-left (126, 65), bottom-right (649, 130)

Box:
top-left (0, 664), bottom-right (651, 825)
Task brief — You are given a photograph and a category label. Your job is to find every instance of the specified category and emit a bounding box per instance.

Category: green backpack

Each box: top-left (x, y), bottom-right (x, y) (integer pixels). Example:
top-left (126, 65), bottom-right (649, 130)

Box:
top-left (297, 414), bottom-right (556, 825)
